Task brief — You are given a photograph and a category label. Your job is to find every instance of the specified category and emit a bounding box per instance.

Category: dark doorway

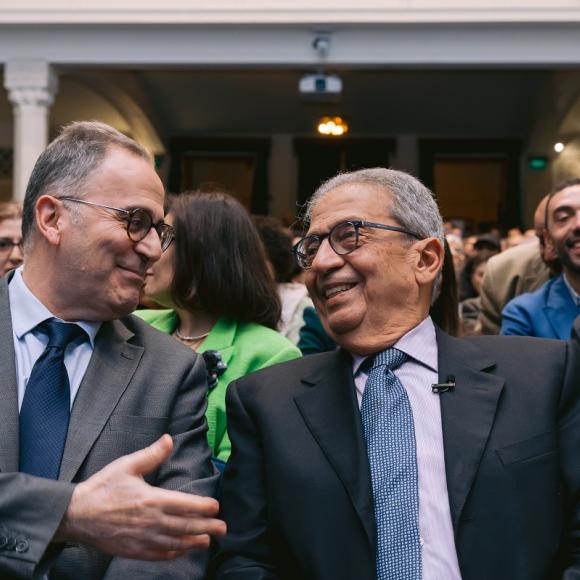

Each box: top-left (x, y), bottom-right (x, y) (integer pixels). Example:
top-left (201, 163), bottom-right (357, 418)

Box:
top-left (419, 139), bottom-right (522, 232)
top-left (169, 138), bottom-right (271, 213)
top-left (294, 138), bottom-right (396, 205)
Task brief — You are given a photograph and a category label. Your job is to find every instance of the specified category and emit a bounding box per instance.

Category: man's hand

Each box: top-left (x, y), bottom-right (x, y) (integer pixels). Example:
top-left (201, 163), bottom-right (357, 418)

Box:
top-left (54, 434), bottom-right (226, 560)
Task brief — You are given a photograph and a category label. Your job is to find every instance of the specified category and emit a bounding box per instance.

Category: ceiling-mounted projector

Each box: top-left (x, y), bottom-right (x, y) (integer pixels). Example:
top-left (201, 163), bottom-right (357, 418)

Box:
top-left (299, 74), bottom-right (342, 102)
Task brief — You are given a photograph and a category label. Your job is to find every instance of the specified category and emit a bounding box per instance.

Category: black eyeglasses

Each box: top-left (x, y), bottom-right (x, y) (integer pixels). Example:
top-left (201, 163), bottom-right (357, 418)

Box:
top-left (292, 220), bottom-right (422, 270)
top-left (0, 238), bottom-right (22, 256)
top-left (59, 197), bottom-right (175, 252)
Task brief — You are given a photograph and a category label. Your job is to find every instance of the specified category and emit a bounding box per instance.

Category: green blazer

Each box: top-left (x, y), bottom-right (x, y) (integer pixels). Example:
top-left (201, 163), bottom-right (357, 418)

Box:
top-left (136, 309), bottom-right (301, 461)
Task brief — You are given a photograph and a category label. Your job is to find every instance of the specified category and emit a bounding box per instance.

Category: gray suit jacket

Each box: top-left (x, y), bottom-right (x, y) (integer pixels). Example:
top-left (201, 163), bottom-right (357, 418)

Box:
top-left (0, 276), bottom-right (218, 579)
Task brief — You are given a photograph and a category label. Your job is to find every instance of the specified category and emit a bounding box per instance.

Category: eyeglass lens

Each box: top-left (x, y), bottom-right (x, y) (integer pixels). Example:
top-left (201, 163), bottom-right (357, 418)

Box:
top-left (126, 209), bottom-right (173, 251)
top-left (0, 238), bottom-right (21, 254)
top-left (297, 222), bottom-right (359, 268)
top-left (331, 222), bottom-right (358, 253)
top-left (126, 209), bottom-right (153, 241)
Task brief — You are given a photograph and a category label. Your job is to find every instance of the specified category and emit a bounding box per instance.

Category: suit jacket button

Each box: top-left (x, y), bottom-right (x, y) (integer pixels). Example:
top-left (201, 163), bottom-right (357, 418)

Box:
top-left (4, 537), bottom-right (15, 551)
top-left (15, 539), bottom-right (29, 553)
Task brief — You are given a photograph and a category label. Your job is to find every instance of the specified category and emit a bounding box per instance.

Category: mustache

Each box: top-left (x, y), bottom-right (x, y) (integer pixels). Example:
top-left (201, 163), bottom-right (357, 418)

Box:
top-left (565, 235), bottom-right (580, 248)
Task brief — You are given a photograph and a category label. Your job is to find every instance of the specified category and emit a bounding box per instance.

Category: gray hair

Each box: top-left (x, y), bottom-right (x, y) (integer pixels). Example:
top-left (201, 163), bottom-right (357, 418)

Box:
top-left (22, 121), bottom-right (152, 244)
top-left (305, 167), bottom-right (444, 302)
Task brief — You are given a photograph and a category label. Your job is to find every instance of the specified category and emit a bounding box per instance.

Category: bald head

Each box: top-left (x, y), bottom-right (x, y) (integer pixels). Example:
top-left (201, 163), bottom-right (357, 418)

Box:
top-left (534, 195), bottom-right (549, 238)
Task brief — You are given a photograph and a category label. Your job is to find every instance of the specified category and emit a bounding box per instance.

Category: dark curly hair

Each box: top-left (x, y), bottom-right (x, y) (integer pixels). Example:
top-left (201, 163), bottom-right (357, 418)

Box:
top-left (252, 215), bottom-right (294, 283)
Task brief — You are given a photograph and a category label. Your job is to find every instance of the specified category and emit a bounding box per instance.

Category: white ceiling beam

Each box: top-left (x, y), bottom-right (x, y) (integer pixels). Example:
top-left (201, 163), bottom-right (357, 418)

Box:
top-left (2, 24), bottom-right (580, 67)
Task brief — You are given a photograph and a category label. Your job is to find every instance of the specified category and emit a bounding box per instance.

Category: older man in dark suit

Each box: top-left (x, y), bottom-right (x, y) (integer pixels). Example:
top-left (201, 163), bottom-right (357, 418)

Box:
top-left (214, 168), bottom-right (580, 580)
top-left (0, 122), bottom-right (225, 579)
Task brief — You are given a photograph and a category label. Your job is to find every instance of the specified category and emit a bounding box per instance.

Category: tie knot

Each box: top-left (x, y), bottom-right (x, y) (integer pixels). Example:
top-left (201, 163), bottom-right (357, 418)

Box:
top-left (370, 347), bottom-right (408, 372)
top-left (40, 319), bottom-right (85, 349)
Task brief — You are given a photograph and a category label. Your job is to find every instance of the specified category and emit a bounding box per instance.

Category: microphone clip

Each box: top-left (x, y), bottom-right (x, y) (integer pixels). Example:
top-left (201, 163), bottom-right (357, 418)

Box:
top-left (431, 375), bottom-right (456, 394)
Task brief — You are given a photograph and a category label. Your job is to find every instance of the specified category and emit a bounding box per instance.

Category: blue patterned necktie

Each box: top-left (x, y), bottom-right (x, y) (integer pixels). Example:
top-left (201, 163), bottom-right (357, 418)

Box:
top-left (361, 348), bottom-right (422, 580)
top-left (19, 319), bottom-right (85, 479)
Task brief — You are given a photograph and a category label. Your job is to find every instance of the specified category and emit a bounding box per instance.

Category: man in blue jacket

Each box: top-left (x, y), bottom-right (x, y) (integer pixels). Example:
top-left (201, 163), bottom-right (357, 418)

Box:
top-left (501, 179), bottom-right (580, 339)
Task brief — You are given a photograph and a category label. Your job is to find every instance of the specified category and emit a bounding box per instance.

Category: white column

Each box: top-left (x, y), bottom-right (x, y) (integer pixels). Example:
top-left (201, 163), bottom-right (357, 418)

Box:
top-left (4, 60), bottom-right (58, 201)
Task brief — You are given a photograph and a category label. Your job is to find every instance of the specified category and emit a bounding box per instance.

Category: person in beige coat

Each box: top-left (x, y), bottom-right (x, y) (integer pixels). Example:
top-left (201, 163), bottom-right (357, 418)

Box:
top-left (479, 195), bottom-right (559, 334)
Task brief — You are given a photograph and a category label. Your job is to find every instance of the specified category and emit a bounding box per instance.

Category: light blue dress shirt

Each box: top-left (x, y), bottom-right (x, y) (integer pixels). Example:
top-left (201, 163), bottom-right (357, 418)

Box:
top-left (8, 267), bottom-right (101, 411)
top-left (352, 316), bottom-right (462, 580)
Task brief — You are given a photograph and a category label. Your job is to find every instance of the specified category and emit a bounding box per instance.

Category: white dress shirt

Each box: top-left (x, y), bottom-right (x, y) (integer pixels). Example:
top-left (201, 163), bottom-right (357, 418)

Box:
top-left (352, 316), bottom-right (462, 580)
top-left (8, 267), bottom-right (101, 411)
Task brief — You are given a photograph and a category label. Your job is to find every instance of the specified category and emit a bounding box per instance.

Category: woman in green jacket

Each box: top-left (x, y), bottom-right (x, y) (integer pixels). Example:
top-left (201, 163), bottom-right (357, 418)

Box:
top-left (137, 192), bottom-right (300, 463)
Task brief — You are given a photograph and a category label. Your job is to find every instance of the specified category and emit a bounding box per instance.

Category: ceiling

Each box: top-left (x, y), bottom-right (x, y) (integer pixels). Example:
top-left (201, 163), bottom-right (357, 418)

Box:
top-left (60, 67), bottom-right (552, 140)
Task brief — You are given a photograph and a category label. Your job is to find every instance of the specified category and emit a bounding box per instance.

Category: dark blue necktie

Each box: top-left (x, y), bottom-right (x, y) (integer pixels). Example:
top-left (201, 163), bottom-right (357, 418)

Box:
top-left (19, 319), bottom-right (85, 479)
top-left (361, 348), bottom-right (421, 580)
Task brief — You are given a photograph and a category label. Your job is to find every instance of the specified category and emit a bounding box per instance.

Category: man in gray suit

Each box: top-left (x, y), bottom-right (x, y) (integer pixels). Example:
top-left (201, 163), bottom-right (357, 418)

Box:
top-left (0, 121), bottom-right (225, 579)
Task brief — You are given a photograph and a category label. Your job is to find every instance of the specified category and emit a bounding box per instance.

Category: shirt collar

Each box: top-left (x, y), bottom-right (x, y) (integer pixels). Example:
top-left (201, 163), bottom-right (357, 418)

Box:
top-left (8, 266), bottom-right (101, 346)
top-left (563, 273), bottom-right (580, 307)
top-left (352, 316), bottom-right (438, 376)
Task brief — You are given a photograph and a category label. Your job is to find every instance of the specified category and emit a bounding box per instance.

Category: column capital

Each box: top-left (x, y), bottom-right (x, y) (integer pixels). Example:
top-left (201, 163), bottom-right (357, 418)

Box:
top-left (4, 60), bottom-right (58, 108)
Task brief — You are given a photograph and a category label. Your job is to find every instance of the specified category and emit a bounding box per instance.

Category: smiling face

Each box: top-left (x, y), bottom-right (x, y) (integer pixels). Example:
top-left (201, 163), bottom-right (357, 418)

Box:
top-left (546, 185), bottom-right (580, 277)
top-left (52, 147), bottom-right (165, 320)
top-left (304, 182), bottom-right (437, 355)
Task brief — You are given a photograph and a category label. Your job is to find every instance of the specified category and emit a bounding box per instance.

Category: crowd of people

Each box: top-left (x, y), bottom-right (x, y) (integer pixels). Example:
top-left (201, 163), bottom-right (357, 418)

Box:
top-left (0, 120), bottom-right (579, 580)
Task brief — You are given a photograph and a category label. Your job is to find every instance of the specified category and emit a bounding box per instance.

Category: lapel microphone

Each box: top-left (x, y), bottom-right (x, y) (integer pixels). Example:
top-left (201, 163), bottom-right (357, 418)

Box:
top-left (431, 375), bottom-right (455, 394)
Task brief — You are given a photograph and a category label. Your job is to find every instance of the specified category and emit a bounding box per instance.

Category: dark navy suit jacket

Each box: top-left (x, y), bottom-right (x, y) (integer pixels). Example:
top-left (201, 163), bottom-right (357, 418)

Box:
top-left (214, 330), bottom-right (580, 580)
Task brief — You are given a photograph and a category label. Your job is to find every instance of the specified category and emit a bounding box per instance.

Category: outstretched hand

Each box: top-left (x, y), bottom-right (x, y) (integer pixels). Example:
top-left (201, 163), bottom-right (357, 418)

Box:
top-left (55, 434), bottom-right (226, 560)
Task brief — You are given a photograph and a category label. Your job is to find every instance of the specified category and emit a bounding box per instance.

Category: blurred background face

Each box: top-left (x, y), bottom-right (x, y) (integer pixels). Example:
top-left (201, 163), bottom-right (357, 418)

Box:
top-left (446, 234), bottom-right (465, 276)
top-left (0, 217), bottom-right (23, 276)
top-left (471, 261), bottom-right (488, 296)
top-left (143, 213), bottom-right (176, 308)
top-left (546, 186), bottom-right (580, 275)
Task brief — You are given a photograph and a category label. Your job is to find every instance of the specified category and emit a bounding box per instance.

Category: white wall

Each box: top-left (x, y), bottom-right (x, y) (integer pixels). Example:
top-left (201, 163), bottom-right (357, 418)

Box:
top-left (2, 1), bottom-right (580, 24)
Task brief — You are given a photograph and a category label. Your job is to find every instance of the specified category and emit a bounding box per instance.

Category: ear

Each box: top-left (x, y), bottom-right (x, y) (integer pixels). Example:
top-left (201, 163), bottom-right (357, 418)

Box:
top-left (35, 195), bottom-right (65, 246)
top-left (413, 237), bottom-right (445, 287)
top-left (543, 229), bottom-right (558, 262)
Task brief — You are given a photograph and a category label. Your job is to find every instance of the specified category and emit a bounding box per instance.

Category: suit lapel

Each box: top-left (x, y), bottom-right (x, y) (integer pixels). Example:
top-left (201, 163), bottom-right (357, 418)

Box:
top-left (436, 329), bottom-right (504, 532)
top-left (0, 275), bottom-right (20, 472)
top-left (543, 276), bottom-right (578, 340)
top-left (293, 350), bottom-right (375, 547)
top-left (59, 318), bottom-right (144, 481)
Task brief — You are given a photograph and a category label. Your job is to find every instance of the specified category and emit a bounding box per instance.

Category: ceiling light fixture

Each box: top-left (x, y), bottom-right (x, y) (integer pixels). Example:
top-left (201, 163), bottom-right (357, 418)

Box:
top-left (317, 116), bottom-right (349, 136)
top-left (554, 142), bottom-right (565, 153)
